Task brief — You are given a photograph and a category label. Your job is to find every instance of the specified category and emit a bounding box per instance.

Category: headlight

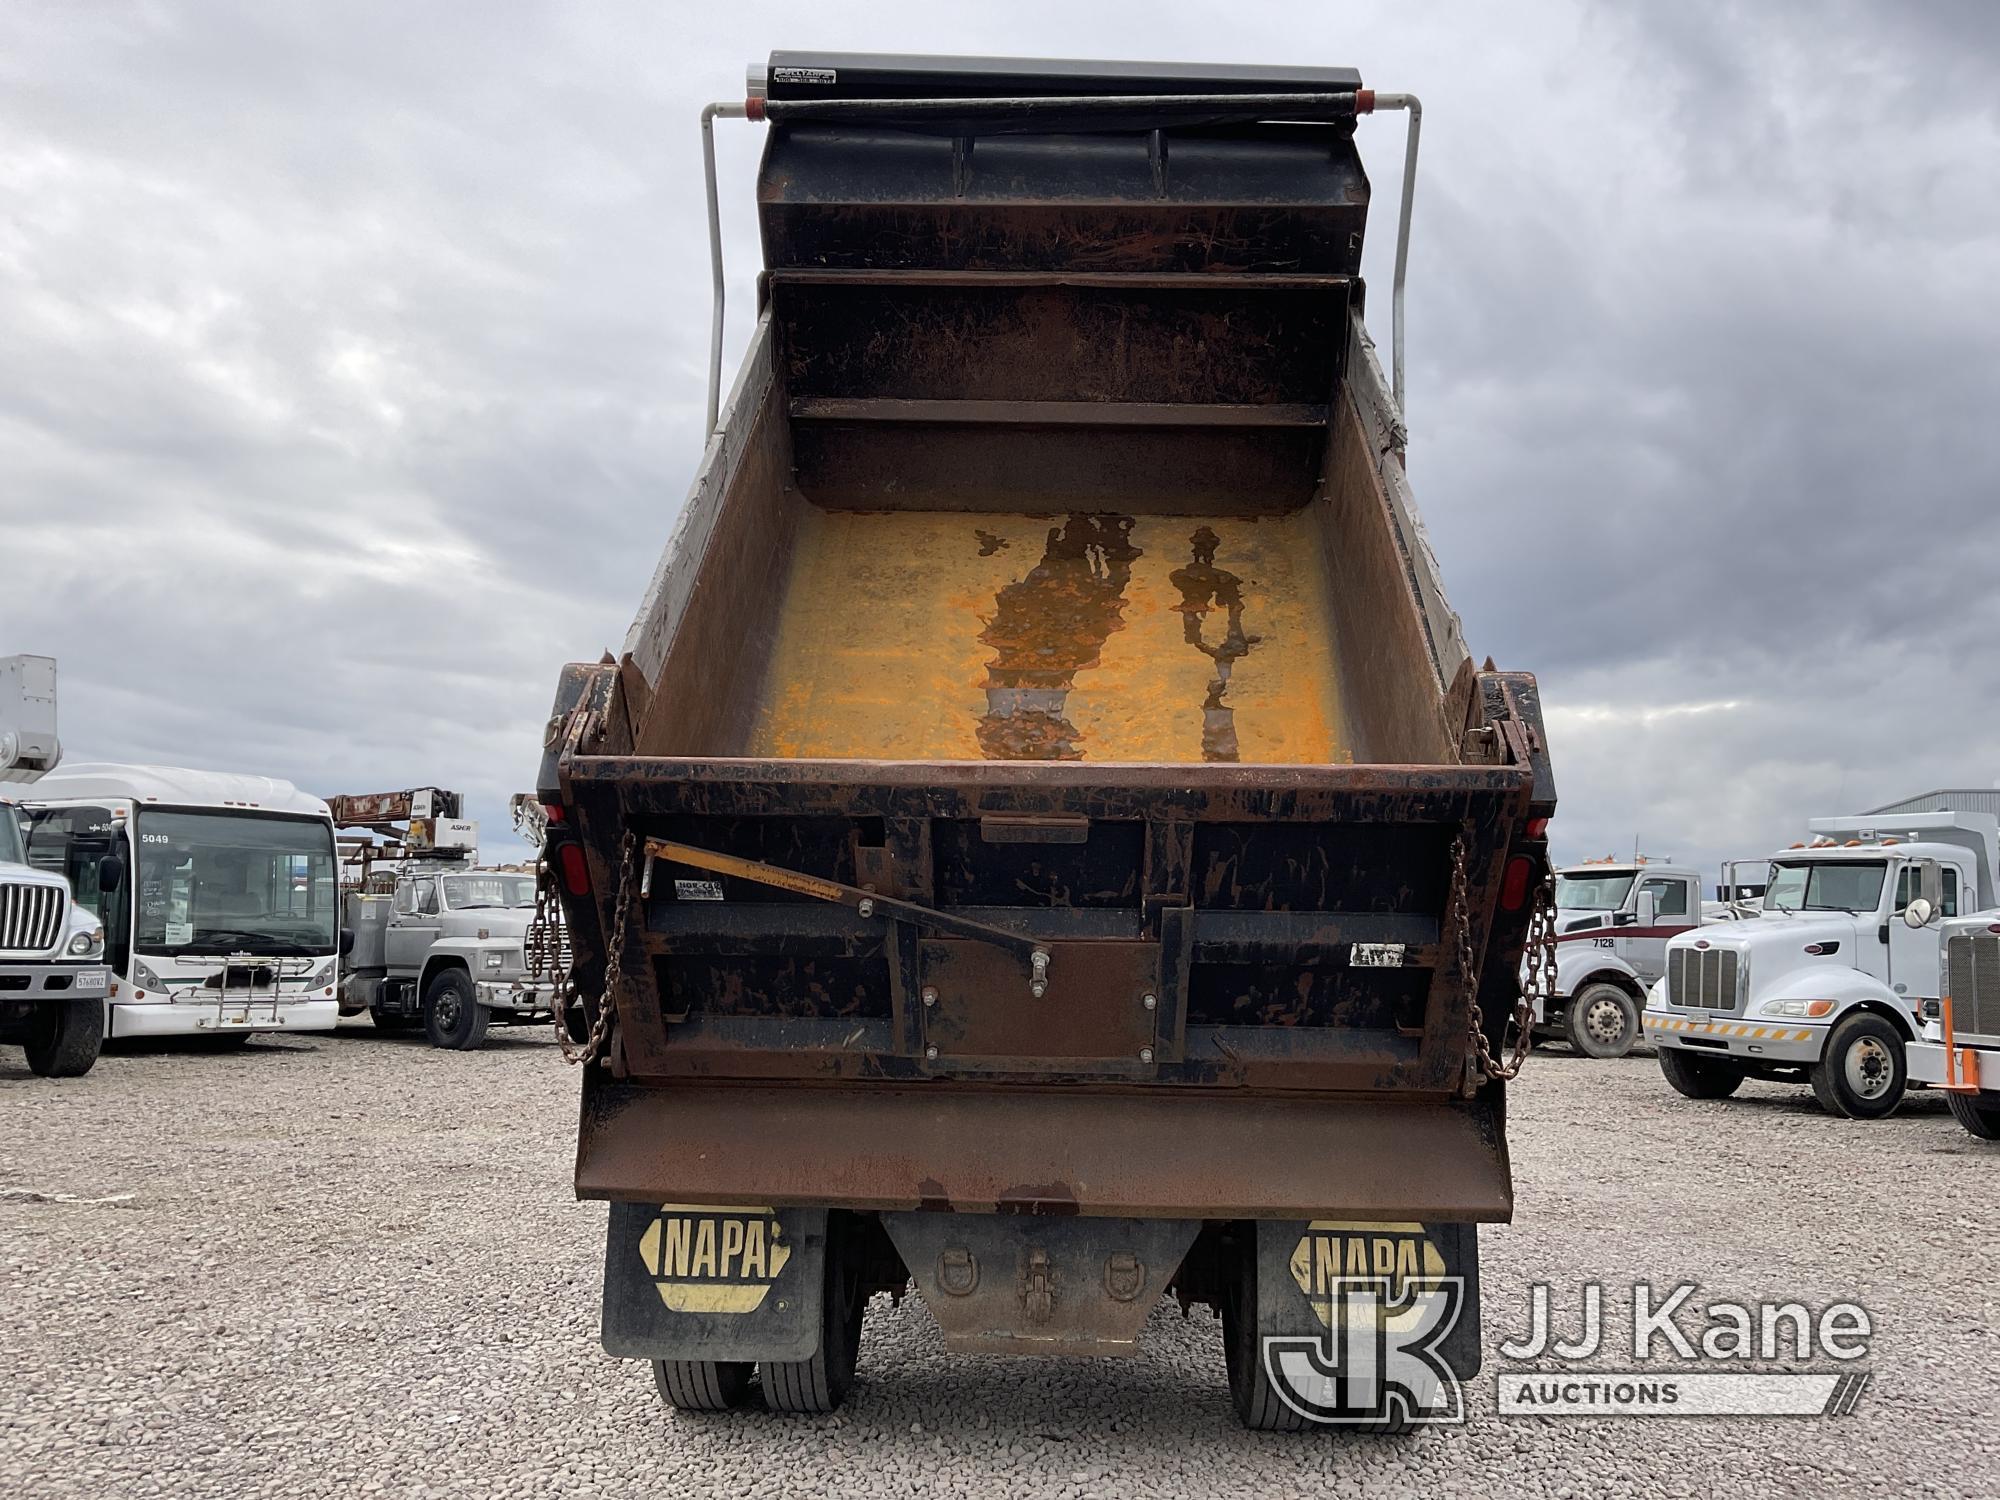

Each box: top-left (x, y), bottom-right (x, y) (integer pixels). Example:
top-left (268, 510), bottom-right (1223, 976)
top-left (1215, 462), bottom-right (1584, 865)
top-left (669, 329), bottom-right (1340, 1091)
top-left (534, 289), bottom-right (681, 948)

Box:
top-left (302, 959), bottom-right (336, 988)
top-left (482, 951), bottom-right (505, 971)
top-left (133, 960), bottom-right (166, 992)
top-left (68, 928), bottom-right (104, 957)
top-left (1764, 998), bottom-right (1836, 1019)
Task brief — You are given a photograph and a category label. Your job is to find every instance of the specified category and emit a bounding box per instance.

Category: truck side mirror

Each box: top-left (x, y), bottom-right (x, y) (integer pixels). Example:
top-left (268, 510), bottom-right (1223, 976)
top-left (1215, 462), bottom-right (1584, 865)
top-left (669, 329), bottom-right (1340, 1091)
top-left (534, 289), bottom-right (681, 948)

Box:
top-left (1637, 888), bottom-right (1658, 927)
top-left (339, 927), bottom-right (357, 957)
top-left (97, 853), bottom-right (125, 892)
top-left (1903, 897), bottom-right (1933, 929)
top-left (1919, 858), bottom-right (1945, 914)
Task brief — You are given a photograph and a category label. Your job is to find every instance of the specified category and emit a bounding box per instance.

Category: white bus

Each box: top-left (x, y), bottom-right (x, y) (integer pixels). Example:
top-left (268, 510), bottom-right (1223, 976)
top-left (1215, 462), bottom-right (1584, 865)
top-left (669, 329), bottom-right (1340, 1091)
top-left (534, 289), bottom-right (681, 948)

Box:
top-left (22, 764), bottom-right (340, 1040)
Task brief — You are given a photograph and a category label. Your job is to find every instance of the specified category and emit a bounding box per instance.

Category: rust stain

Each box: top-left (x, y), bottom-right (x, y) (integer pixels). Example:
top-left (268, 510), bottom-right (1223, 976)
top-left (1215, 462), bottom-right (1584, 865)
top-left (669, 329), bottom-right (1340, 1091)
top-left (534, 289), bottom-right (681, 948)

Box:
top-left (975, 514), bottom-right (1141, 760)
top-left (1168, 525), bottom-right (1261, 763)
top-left (746, 509), bottom-right (1345, 764)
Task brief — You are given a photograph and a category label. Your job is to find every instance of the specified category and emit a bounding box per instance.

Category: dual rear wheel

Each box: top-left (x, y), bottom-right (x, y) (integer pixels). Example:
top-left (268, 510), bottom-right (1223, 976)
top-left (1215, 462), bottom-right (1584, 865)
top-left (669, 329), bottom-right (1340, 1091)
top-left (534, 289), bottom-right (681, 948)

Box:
top-left (652, 1240), bottom-right (865, 1415)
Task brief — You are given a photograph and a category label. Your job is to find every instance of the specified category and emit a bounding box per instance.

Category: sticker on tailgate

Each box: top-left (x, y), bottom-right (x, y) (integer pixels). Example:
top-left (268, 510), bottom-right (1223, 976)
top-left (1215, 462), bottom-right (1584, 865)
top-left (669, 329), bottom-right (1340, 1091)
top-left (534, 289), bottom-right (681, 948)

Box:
top-left (1350, 943), bottom-right (1406, 968)
top-left (674, 879), bottom-right (725, 902)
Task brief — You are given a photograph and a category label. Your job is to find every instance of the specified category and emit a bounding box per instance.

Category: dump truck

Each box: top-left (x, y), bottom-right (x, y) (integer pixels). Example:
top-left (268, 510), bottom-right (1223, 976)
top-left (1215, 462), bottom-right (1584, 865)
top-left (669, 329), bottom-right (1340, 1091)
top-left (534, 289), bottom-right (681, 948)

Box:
top-left (535, 52), bottom-right (1557, 1431)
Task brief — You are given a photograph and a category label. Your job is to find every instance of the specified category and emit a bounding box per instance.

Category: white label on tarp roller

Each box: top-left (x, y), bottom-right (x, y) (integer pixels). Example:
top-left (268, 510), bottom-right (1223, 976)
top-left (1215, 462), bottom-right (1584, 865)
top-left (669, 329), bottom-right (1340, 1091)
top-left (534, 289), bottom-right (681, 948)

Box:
top-left (1351, 943), bottom-right (1406, 968)
top-left (773, 66), bottom-right (836, 85)
top-left (675, 879), bottom-right (725, 902)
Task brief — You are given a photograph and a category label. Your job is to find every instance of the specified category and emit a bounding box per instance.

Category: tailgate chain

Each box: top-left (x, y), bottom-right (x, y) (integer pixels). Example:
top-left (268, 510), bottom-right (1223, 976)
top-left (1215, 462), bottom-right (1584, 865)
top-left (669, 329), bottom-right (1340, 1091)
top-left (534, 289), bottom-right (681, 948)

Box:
top-left (1452, 832), bottom-right (1552, 1090)
top-left (537, 829), bottom-right (634, 1067)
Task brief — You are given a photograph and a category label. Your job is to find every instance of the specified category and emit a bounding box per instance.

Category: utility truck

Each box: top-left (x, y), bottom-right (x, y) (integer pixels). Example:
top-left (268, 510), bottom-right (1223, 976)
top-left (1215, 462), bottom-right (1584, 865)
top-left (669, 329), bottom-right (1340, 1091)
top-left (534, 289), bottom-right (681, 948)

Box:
top-left (23, 765), bottom-right (341, 1042)
top-left (1908, 909), bottom-right (2000, 1140)
top-left (0, 656), bottom-right (110, 1076)
top-left (537, 53), bottom-right (1556, 1430)
top-left (1537, 861), bottom-right (1704, 1057)
top-left (1644, 812), bottom-right (1997, 1119)
top-left (331, 788), bottom-right (556, 1048)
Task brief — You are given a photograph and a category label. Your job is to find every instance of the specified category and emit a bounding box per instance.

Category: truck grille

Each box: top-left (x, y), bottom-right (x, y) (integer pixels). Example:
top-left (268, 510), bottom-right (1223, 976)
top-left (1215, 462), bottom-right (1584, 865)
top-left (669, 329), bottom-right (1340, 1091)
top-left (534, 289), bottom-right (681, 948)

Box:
top-left (1946, 931), bottom-right (2000, 1042)
top-left (0, 881), bottom-right (66, 954)
top-left (1667, 947), bottom-right (1740, 1013)
top-left (524, 913), bottom-right (571, 979)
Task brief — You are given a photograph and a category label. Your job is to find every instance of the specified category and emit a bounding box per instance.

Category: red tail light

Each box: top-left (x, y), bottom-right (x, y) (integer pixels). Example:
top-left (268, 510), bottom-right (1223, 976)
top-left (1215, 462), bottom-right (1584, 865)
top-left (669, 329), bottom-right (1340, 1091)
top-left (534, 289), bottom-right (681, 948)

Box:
top-left (558, 844), bottom-right (591, 897)
top-left (543, 802), bottom-right (567, 825)
top-left (1500, 855), bottom-right (1533, 911)
top-left (1526, 817), bottom-right (1549, 840)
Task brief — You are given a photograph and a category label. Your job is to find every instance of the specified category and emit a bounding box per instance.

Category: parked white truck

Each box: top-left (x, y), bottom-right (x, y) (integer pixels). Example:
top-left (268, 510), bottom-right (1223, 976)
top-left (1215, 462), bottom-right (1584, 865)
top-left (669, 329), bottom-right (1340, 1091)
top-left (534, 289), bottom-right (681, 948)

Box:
top-left (331, 789), bottom-right (558, 1048)
top-left (1536, 861), bottom-right (1705, 1057)
top-left (1908, 910), bottom-right (2000, 1140)
top-left (1644, 811), bottom-right (1998, 1119)
top-left (0, 656), bottom-right (111, 1076)
top-left (339, 864), bottom-right (556, 1049)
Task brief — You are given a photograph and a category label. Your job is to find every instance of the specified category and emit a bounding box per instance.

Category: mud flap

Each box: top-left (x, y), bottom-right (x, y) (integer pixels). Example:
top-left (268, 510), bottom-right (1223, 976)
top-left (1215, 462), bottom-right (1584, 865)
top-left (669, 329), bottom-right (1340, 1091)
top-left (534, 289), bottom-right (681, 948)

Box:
top-left (600, 1202), bottom-right (826, 1363)
top-left (1256, 1219), bottom-right (1482, 1383)
top-left (886, 1213), bottom-right (1201, 1356)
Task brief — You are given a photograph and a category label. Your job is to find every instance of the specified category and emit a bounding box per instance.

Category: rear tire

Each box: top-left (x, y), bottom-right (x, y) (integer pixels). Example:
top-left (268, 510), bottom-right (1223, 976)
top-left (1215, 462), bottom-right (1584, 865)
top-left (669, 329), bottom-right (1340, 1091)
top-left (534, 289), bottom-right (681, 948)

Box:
top-left (1658, 1047), bottom-right (1745, 1100)
top-left (22, 1000), bottom-right (104, 1078)
top-left (760, 1240), bottom-right (864, 1414)
top-left (1221, 1241), bottom-right (1418, 1433)
top-left (652, 1358), bottom-right (755, 1412)
top-left (1222, 1242), bottom-right (1307, 1432)
top-left (1810, 1013), bottom-right (1905, 1120)
top-left (1565, 983), bottom-right (1640, 1059)
top-left (422, 970), bottom-right (489, 1051)
top-left (1946, 1091), bottom-right (2000, 1140)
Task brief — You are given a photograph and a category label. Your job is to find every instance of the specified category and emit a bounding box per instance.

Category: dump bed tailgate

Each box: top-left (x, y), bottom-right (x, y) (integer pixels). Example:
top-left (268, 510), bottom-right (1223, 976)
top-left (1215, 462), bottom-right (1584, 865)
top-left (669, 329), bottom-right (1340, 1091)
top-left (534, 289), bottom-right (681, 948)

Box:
top-left (543, 666), bottom-right (1552, 1220)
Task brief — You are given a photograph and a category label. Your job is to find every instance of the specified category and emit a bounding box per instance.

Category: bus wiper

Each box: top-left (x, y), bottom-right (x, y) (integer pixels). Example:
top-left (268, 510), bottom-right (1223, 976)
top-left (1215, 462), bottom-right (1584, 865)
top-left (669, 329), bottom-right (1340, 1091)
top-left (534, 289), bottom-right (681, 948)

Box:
top-left (187, 930), bottom-right (318, 956)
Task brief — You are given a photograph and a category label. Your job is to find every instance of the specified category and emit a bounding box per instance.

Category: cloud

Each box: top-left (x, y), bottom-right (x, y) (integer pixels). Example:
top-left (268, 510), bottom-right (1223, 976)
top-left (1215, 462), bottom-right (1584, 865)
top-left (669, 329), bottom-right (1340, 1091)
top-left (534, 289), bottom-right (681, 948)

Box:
top-left (1, 2), bottom-right (1994, 885)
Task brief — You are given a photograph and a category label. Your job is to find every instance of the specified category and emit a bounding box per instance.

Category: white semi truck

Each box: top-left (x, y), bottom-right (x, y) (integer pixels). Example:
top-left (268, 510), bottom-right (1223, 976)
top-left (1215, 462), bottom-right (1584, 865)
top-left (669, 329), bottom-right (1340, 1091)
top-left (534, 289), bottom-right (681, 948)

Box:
top-left (1644, 811), bottom-right (1998, 1119)
top-left (1908, 909), bottom-right (2000, 1140)
top-left (1537, 861), bottom-right (1705, 1057)
top-left (0, 656), bottom-right (111, 1076)
top-left (22, 764), bottom-right (342, 1041)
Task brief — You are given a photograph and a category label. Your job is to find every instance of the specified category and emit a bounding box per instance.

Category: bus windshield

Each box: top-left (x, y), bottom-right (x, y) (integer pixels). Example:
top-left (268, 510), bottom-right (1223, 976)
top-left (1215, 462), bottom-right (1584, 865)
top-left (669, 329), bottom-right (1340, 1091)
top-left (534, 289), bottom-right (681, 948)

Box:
top-left (1555, 872), bottom-right (1635, 911)
top-left (442, 874), bottom-right (535, 910)
top-left (135, 809), bottom-right (338, 956)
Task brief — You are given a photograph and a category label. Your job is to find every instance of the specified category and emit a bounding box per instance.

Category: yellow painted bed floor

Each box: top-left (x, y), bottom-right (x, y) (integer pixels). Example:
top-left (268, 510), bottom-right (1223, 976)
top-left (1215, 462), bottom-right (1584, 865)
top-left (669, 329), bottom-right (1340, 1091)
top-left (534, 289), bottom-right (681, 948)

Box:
top-left (749, 509), bottom-right (1350, 764)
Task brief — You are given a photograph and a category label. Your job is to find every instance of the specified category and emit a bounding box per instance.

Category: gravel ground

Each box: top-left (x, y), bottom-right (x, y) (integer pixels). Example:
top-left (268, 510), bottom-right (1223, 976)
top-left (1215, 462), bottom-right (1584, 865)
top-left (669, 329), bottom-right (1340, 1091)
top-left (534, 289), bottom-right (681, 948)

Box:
top-left (3, 1025), bottom-right (1996, 1499)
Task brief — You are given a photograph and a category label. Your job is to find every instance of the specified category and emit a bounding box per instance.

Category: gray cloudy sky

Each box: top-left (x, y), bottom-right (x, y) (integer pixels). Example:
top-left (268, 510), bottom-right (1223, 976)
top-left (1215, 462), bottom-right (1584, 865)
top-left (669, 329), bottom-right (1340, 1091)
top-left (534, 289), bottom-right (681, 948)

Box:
top-left (3, 2), bottom-right (1996, 876)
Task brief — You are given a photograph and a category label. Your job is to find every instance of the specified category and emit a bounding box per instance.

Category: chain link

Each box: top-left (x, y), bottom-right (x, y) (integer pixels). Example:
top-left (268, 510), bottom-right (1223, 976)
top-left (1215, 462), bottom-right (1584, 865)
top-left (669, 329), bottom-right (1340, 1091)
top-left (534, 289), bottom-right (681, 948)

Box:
top-left (534, 829), bottom-right (635, 1067)
top-left (1452, 831), bottom-right (1555, 1090)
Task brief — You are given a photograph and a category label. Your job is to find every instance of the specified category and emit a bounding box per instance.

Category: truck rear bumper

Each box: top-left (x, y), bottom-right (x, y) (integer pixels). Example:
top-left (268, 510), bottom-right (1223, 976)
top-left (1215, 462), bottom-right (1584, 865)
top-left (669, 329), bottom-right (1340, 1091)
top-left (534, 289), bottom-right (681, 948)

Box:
top-left (576, 1082), bottom-right (1512, 1221)
top-left (110, 999), bottom-right (339, 1038)
top-left (1643, 1010), bottom-right (1822, 1064)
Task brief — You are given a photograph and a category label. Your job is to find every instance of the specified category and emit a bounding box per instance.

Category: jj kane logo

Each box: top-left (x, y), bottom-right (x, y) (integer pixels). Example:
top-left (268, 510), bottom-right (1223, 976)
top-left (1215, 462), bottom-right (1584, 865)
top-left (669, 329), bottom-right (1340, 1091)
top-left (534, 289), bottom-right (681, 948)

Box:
top-left (1262, 1222), bottom-right (1468, 1426)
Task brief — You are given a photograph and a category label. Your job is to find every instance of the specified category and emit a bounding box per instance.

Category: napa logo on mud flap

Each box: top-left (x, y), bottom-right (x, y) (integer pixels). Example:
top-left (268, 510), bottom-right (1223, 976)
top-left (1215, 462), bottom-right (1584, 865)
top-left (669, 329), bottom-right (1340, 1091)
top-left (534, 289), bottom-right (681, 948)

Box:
top-left (636, 1206), bottom-right (792, 1314)
top-left (1265, 1221), bottom-right (1467, 1426)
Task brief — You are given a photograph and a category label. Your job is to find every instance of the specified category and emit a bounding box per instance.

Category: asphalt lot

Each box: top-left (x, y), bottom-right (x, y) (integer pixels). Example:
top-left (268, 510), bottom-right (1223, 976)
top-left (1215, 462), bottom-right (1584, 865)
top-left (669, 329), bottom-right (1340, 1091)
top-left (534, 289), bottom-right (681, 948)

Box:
top-left (3, 1025), bottom-right (1995, 1499)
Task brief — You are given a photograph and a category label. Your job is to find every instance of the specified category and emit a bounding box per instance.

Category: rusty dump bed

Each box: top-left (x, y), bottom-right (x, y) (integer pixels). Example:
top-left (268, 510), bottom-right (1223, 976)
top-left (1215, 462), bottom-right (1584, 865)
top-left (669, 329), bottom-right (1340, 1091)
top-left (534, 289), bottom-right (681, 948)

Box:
top-left (542, 59), bottom-right (1554, 1225)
